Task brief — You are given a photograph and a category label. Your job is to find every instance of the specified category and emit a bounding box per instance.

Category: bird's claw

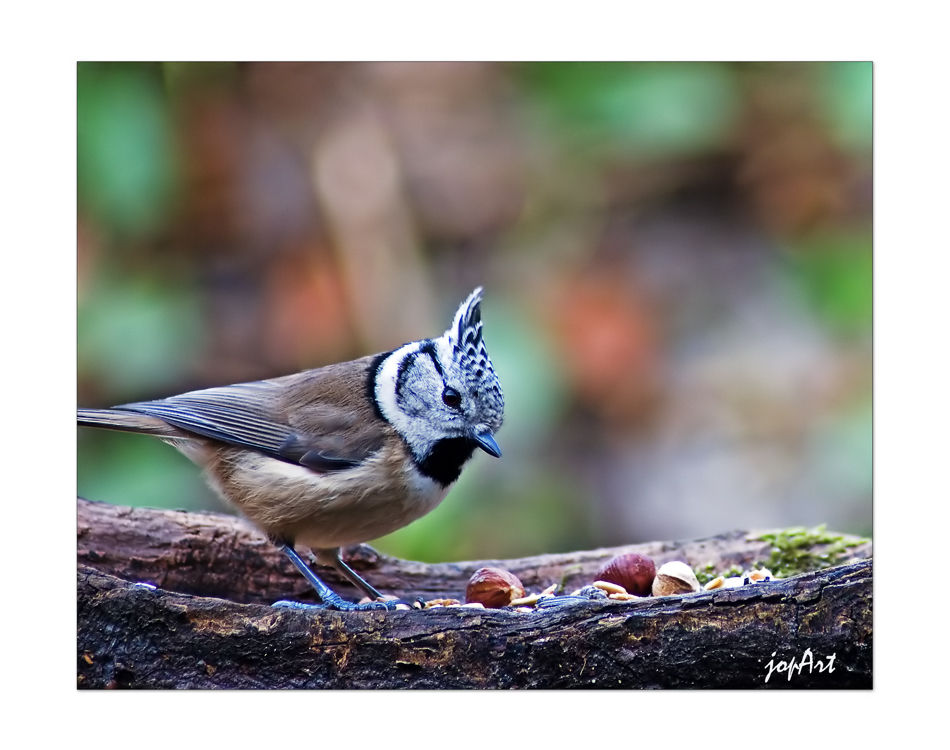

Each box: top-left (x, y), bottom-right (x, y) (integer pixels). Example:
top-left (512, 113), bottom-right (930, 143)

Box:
top-left (271, 597), bottom-right (412, 612)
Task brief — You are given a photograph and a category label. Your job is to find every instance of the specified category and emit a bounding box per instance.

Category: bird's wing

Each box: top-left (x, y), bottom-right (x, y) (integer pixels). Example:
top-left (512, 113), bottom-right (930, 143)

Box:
top-left (119, 381), bottom-right (290, 453)
top-left (78, 408), bottom-right (184, 437)
top-left (116, 369), bottom-right (388, 472)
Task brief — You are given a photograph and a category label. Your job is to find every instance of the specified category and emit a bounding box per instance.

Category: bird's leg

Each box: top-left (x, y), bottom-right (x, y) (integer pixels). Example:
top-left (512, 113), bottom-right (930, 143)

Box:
top-left (271, 541), bottom-right (396, 611)
top-left (324, 548), bottom-right (426, 610)
top-left (326, 549), bottom-right (385, 601)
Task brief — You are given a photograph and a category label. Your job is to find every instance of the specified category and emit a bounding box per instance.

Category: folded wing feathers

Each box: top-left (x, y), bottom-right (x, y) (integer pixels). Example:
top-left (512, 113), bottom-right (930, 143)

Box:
top-left (77, 408), bottom-right (180, 437)
top-left (83, 378), bottom-right (384, 472)
top-left (119, 385), bottom-right (291, 456)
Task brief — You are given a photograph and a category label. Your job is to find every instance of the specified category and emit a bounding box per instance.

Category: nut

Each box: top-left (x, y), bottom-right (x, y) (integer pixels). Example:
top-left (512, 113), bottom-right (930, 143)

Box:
top-left (510, 583), bottom-right (560, 608)
top-left (592, 580), bottom-right (628, 596)
top-left (465, 567), bottom-right (526, 608)
top-left (596, 553), bottom-right (656, 596)
top-left (424, 598), bottom-right (462, 608)
top-left (510, 593), bottom-right (542, 607)
top-left (651, 561), bottom-right (701, 597)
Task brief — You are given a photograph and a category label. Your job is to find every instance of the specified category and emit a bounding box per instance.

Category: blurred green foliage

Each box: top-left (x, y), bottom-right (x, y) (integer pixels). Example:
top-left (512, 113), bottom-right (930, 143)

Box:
top-left (78, 273), bottom-right (205, 399)
top-left (77, 63), bottom-right (179, 234)
top-left (522, 62), bottom-right (739, 158)
top-left (787, 232), bottom-right (872, 334)
top-left (820, 62), bottom-right (873, 150)
top-left (77, 429), bottom-right (217, 511)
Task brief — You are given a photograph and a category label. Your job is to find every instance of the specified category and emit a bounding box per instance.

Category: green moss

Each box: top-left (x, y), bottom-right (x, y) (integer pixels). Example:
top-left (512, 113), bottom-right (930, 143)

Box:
top-left (694, 562), bottom-right (716, 586)
top-left (754, 525), bottom-right (869, 578)
top-left (693, 526), bottom-right (869, 584)
top-left (696, 563), bottom-right (742, 586)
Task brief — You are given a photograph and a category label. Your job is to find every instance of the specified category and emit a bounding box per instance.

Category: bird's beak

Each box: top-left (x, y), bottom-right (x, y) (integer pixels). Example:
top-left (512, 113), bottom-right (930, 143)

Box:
top-left (472, 430), bottom-right (502, 458)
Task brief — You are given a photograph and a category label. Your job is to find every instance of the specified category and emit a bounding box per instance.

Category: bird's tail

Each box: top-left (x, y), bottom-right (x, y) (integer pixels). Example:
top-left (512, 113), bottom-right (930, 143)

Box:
top-left (77, 408), bottom-right (181, 438)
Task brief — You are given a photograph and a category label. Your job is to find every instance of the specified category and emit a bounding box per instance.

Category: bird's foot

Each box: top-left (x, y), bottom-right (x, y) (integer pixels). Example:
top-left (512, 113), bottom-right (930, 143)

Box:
top-left (272, 595), bottom-right (414, 611)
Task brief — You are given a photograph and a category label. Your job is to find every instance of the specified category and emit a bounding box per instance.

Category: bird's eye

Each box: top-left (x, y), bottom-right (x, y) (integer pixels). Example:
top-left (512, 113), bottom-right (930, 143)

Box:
top-left (442, 386), bottom-right (462, 408)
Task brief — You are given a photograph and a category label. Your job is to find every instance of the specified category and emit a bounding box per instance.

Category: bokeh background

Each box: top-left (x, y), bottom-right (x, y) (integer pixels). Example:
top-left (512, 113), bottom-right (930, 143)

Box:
top-left (77, 62), bottom-right (872, 563)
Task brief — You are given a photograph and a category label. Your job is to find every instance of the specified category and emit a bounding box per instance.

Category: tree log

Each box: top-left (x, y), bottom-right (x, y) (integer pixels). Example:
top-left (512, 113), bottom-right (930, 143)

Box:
top-left (76, 498), bottom-right (872, 689)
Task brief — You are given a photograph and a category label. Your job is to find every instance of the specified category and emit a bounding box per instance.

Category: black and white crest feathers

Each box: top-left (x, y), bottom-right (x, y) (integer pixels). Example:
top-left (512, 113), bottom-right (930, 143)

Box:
top-left (437, 287), bottom-right (503, 409)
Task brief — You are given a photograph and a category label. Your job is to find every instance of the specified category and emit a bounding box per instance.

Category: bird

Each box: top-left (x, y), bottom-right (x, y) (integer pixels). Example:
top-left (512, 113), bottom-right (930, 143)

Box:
top-left (78, 287), bottom-right (504, 611)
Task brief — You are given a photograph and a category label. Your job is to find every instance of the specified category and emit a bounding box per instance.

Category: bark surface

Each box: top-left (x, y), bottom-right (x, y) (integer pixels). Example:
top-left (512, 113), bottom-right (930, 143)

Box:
top-left (76, 498), bottom-right (872, 688)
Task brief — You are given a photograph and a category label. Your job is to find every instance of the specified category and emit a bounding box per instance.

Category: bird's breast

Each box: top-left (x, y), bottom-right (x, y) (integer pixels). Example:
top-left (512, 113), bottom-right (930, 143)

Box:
top-left (204, 442), bottom-right (450, 550)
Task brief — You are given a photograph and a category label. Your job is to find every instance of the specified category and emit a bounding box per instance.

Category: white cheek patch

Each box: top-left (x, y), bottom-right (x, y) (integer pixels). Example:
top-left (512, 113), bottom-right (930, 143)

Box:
top-left (375, 342), bottom-right (453, 462)
top-left (375, 342), bottom-right (420, 433)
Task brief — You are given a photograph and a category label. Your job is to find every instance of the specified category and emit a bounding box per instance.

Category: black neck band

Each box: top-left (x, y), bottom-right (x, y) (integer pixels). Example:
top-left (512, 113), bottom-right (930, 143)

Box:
top-left (415, 437), bottom-right (477, 487)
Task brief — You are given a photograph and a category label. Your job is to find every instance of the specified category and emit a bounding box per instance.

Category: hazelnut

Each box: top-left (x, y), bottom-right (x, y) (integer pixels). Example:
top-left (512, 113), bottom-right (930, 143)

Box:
top-left (465, 567), bottom-right (526, 608)
top-left (596, 553), bottom-right (656, 596)
top-left (651, 561), bottom-right (701, 597)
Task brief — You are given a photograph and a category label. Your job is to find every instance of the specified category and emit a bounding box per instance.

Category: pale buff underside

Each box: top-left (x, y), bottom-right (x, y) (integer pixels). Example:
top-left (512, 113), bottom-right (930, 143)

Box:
top-left (178, 438), bottom-right (449, 551)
